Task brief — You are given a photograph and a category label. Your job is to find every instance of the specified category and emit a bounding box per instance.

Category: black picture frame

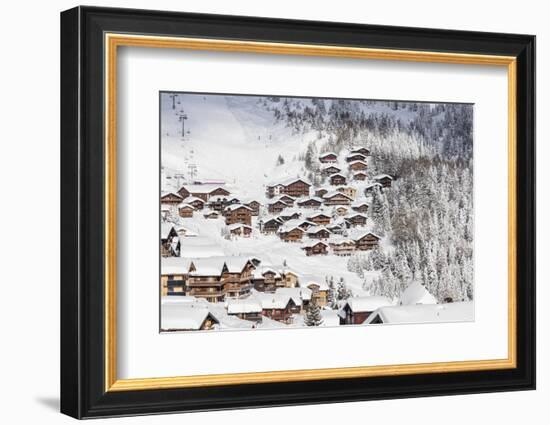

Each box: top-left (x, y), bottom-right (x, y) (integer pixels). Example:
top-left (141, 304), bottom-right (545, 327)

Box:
top-left (60, 5), bottom-right (536, 419)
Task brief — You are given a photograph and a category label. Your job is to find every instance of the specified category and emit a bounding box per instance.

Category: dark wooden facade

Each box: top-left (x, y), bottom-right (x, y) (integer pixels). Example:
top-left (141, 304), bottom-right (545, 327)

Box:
top-left (345, 214), bottom-right (368, 227)
top-left (355, 233), bottom-right (380, 250)
top-left (324, 193), bottom-right (352, 206)
top-left (346, 153), bottom-right (367, 163)
top-left (262, 218), bottom-right (283, 233)
top-left (279, 227), bottom-right (304, 242)
top-left (353, 171), bottom-right (368, 181)
top-left (375, 176), bottom-right (393, 187)
top-left (178, 205), bottom-right (194, 218)
top-left (245, 200), bottom-right (261, 216)
top-left (268, 200), bottom-right (289, 214)
top-left (161, 192), bottom-right (183, 205)
top-left (318, 153), bottom-right (338, 163)
top-left (302, 242), bottom-right (328, 256)
top-left (321, 165), bottom-right (341, 176)
top-left (330, 174), bottom-right (347, 186)
top-left (297, 198), bottom-right (323, 209)
top-left (349, 161), bottom-right (368, 171)
top-left (307, 228), bottom-right (331, 239)
top-left (352, 203), bottom-right (369, 213)
top-left (224, 205), bottom-right (252, 226)
top-left (307, 214), bottom-right (331, 226)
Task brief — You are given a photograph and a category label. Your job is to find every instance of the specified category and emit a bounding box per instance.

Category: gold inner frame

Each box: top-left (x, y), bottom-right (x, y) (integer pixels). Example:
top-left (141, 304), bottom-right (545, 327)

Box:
top-left (104, 33), bottom-right (517, 392)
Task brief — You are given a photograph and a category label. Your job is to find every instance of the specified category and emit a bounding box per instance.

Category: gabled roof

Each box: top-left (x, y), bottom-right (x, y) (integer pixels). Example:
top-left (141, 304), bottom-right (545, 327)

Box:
top-left (177, 202), bottom-right (195, 210)
top-left (323, 191), bottom-right (353, 200)
top-left (188, 258), bottom-right (226, 276)
top-left (297, 196), bottom-right (324, 204)
top-left (161, 257), bottom-right (194, 275)
top-left (306, 225), bottom-right (331, 235)
top-left (268, 177), bottom-right (311, 188)
top-left (298, 274), bottom-right (329, 290)
top-left (307, 212), bottom-right (331, 219)
top-left (161, 304), bottom-right (219, 331)
top-left (348, 160), bottom-right (368, 166)
top-left (179, 184), bottom-right (228, 194)
top-left (329, 173), bottom-right (346, 179)
top-left (365, 302), bottom-right (474, 324)
top-left (226, 298), bottom-right (262, 314)
top-left (374, 174), bottom-right (393, 180)
top-left (341, 296), bottom-right (393, 314)
top-left (354, 231), bottom-right (381, 241)
top-left (276, 287), bottom-right (312, 303)
top-left (319, 151), bottom-right (337, 158)
top-left (161, 191), bottom-right (183, 199)
top-left (302, 240), bottom-right (329, 249)
top-left (321, 164), bottom-right (341, 171)
top-left (186, 196), bottom-right (205, 203)
top-left (277, 223), bottom-right (306, 234)
top-left (227, 223), bottom-right (253, 232)
top-left (400, 282), bottom-right (437, 305)
top-left (224, 204), bottom-right (252, 212)
top-left (346, 152), bottom-right (367, 159)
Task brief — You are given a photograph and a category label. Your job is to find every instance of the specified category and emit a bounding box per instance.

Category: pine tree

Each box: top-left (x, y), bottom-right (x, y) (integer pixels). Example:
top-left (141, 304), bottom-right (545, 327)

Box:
top-left (304, 300), bottom-right (324, 326)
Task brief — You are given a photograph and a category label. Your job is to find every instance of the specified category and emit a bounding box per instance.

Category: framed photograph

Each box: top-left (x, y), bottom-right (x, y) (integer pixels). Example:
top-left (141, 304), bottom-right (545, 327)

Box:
top-left (60, 6), bottom-right (535, 419)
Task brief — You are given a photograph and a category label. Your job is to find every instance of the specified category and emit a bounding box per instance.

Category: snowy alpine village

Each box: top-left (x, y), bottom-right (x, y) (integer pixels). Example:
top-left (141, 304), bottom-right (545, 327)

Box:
top-left (159, 92), bottom-right (474, 332)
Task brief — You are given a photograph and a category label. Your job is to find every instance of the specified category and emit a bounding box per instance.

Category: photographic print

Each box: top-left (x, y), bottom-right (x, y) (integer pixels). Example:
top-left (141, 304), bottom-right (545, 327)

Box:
top-left (159, 92), bottom-right (474, 332)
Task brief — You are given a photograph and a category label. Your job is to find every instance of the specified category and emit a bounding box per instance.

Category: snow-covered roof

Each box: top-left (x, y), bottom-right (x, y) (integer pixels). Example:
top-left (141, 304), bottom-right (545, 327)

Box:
top-left (179, 184), bottom-right (228, 194)
top-left (177, 202), bottom-right (195, 210)
top-left (348, 160), bottom-right (368, 166)
top-left (374, 174), bottom-right (393, 180)
top-left (400, 282), bottom-right (438, 305)
top-left (276, 287), bottom-right (312, 302)
top-left (185, 196), bottom-right (205, 203)
top-left (323, 191), bottom-right (353, 200)
top-left (306, 225), bottom-right (331, 235)
top-left (298, 274), bottom-right (329, 290)
top-left (188, 258), bottom-right (226, 276)
top-left (161, 304), bottom-right (218, 331)
top-left (307, 212), bottom-right (331, 218)
top-left (268, 177), bottom-right (311, 187)
top-left (328, 236), bottom-right (355, 245)
top-left (349, 146), bottom-right (370, 153)
top-left (321, 164), bottom-right (341, 171)
top-left (346, 213), bottom-right (368, 220)
top-left (161, 257), bottom-right (194, 275)
top-left (365, 302), bottom-right (474, 324)
top-left (277, 222), bottom-right (306, 233)
top-left (254, 292), bottom-right (292, 309)
top-left (319, 151), bottom-right (337, 158)
top-left (329, 173), bottom-right (346, 179)
top-left (161, 191), bottom-right (183, 199)
top-left (346, 153), bottom-right (367, 159)
top-left (364, 182), bottom-right (383, 189)
top-left (353, 170), bottom-right (368, 175)
top-left (297, 196), bottom-right (324, 204)
top-left (226, 298), bottom-right (262, 314)
top-left (342, 296), bottom-right (393, 313)
top-left (351, 200), bottom-right (369, 207)
top-left (302, 241), bottom-right (329, 249)
top-left (224, 204), bottom-right (252, 212)
top-left (353, 231), bottom-right (381, 241)
top-left (227, 223), bottom-right (252, 231)
top-left (208, 195), bottom-right (229, 202)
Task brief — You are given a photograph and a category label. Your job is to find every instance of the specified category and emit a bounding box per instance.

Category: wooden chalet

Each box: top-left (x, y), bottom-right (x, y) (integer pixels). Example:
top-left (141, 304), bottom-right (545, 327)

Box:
top-left (345, 213), bottom-right (368, 227)
top-left (278, 210), bottom-right (301, 221)
top-left (177, 203), bottom-right (195, 218)
top-left (161, 192), bottom-right (184, 205)
top-left (318, 152), bottom-right (338, 163)
top-left (178, 184), bottom-right (230, 201)
top-left (259, 295), bottom-right (297, 323)
top-left (329, 239), bottom-right (356, 256)
top-left (353, 171), bottom-right (368, 181)
top-left (160, 224), bottom-right (180, 257)
top-left (339, 296), bottom-right (392, 325)
top-left (307, 226), bottom-right (331, 240)
top-left (262, 217), bottom-right (283, 234)
top-left (307, 212), bottom-right (331, 226)
top-left (348, 160), bottom-right (368, 171)
top-left (321, 165), bottom-right (341, 177)
top-left (326, 223), bottom-right (345, 235)
top-left (276, 194), bottom-right (295, 206)
top-left (244, 200), bottom-right (261, 216)
top-left (374, 174), bottom-right (394, 188)
top-left (186, 196), bottom-right (206, 210)
top-left (224, 204), bottom-right (252, 226)
top-left (185, 260), bottom-right (225, 303)
top-left (350, 147), bottom-right (370, 157)
top-left (281, 270), bottom-right (299, 288)
top-left (336, 186), bottom-right (357, 199)
top-left (228, 224), bottom-right (253, 238)
top-left (161, 305), bottom-right (220, 331)
top-left (266, 178), bottom-right (311, 198)
top-left (329, 173), bottom-right (347, 186)
top-left (355, 232), bottom-right (381, 250)
top-left (297, 196), bottom-right (324, 209)
top-left (160, 258), bottom-right (192, 296)
top-left (351, 202), bottom-right (369, 213)
top-left (346, 153), bottom-right (367, 163)
top-left (323, 191), bottom-right (353, 206)
top-left (277, 225), bottom-right (305, 242)
top-left (268, 199), bottom-right (289, 214)
top-left (302, 241), bottom-right (329, 256)
top-left (300, 277), bottom-right (329, 307)
top-left (226, 299), bottom-right (263, 322)
top-left (221, 258), bottom-right (255, 298)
